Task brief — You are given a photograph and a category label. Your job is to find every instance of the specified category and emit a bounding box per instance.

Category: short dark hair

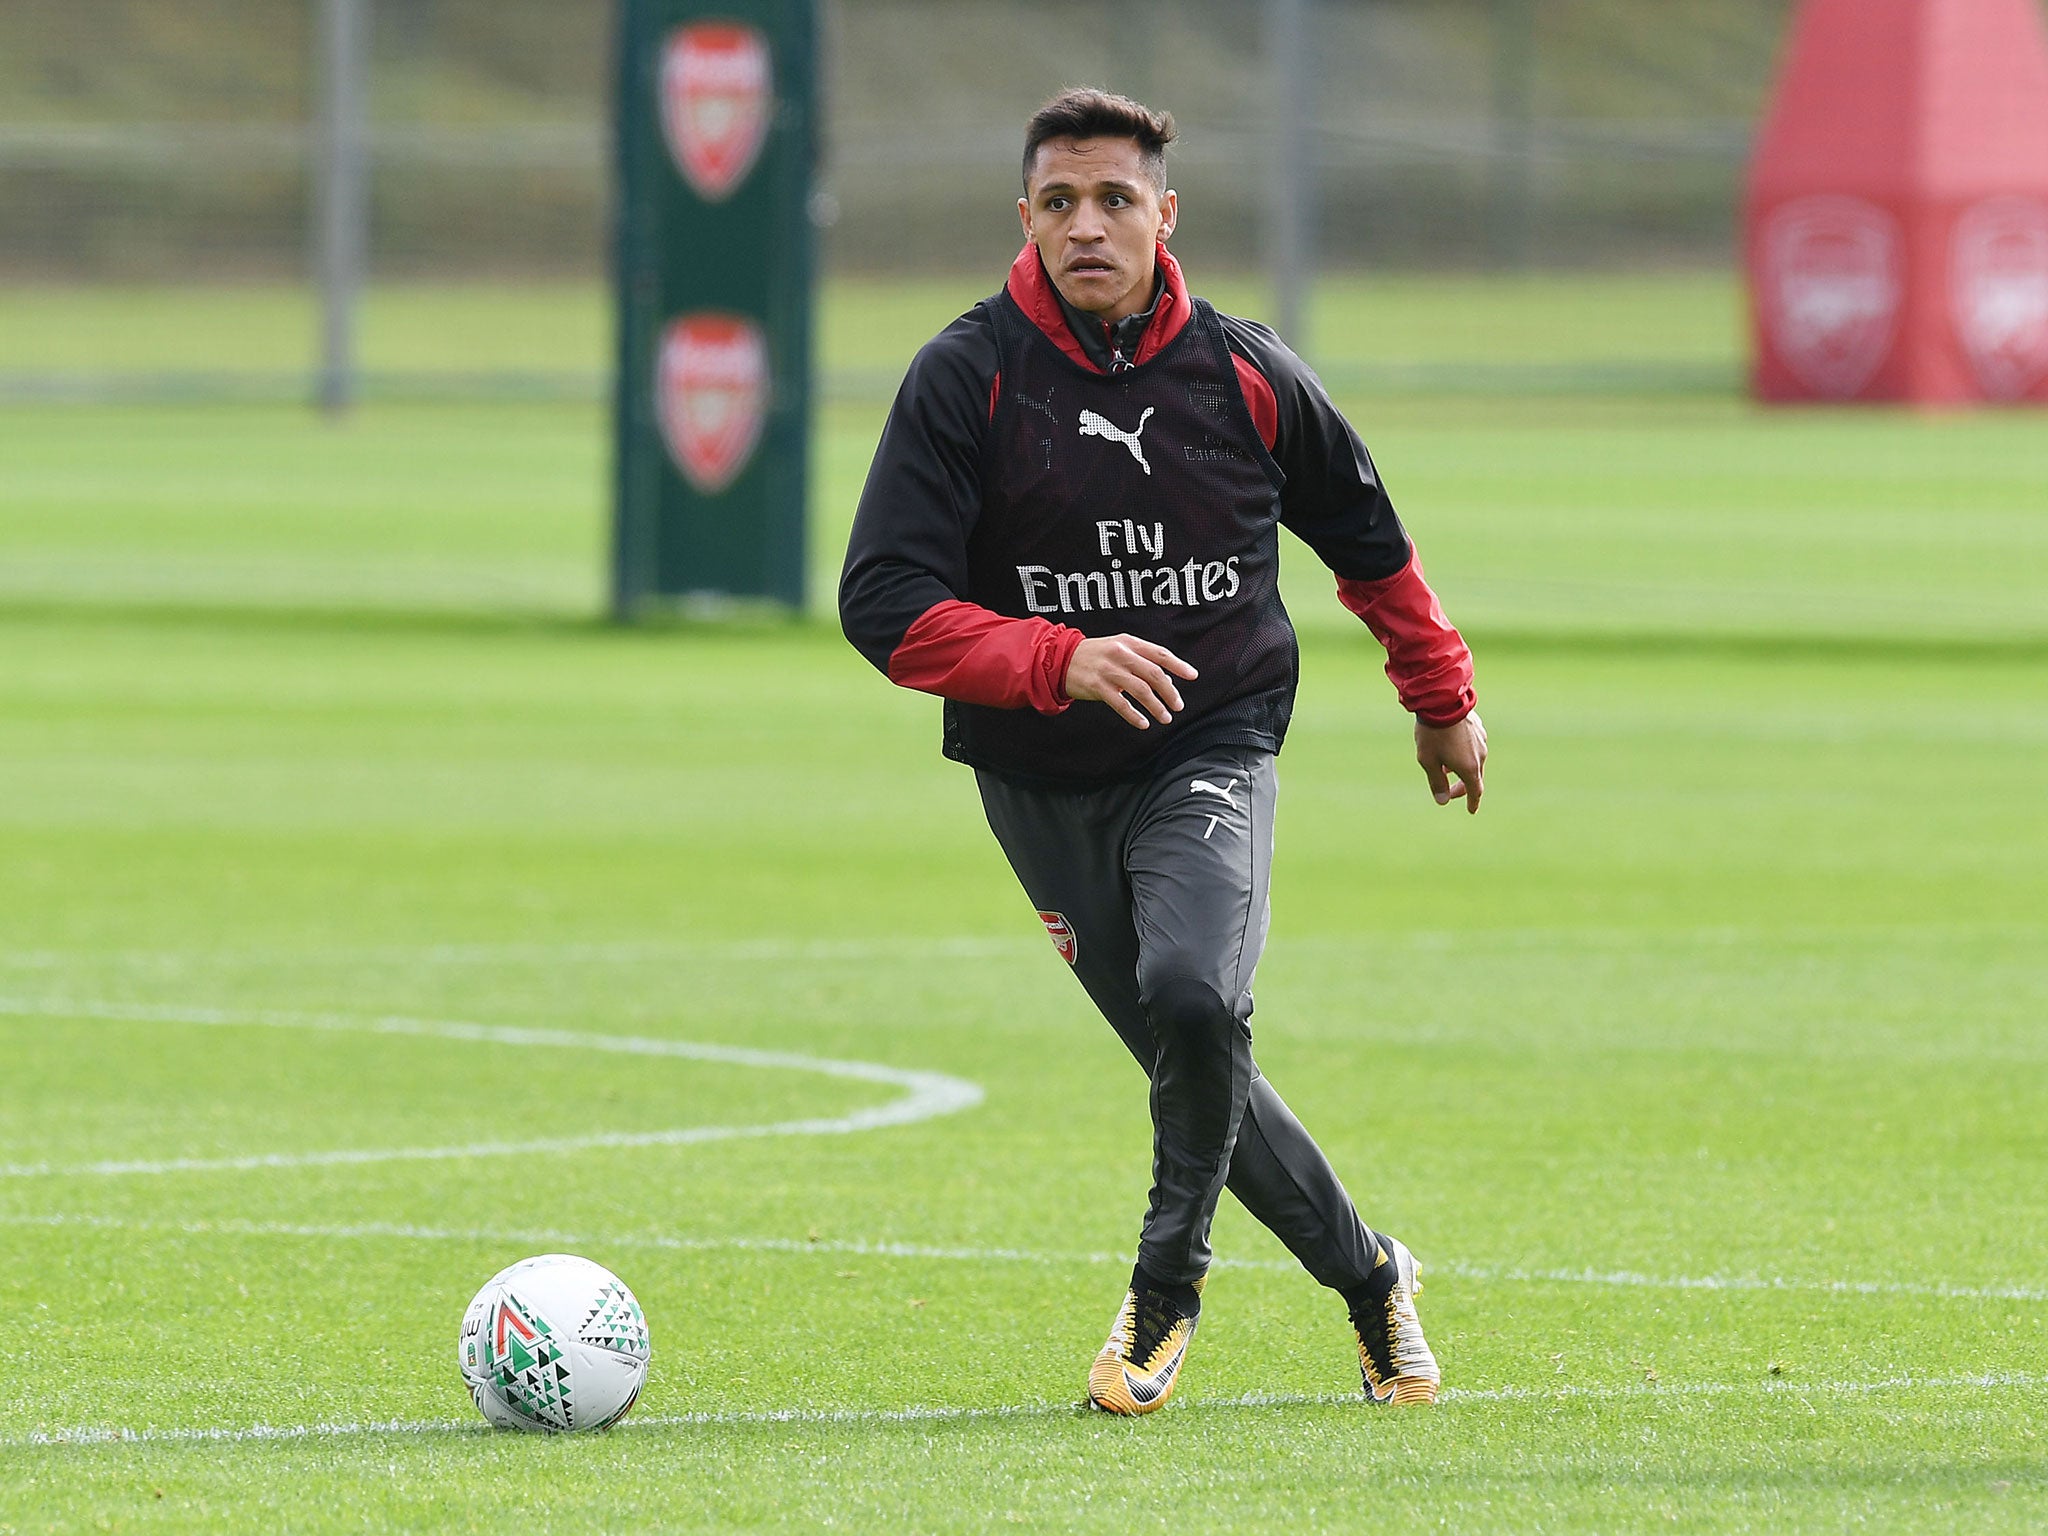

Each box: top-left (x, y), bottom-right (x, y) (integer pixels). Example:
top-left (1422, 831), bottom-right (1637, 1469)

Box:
top-left (1022, 88), bottom-right (1177, 195)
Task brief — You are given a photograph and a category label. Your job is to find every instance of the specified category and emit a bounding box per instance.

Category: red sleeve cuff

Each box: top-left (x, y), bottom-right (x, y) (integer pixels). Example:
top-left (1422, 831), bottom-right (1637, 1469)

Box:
top-left (1335, 553), bottom-right (1476, 726)
top-left (888, 600), bottom-right (1084, 714)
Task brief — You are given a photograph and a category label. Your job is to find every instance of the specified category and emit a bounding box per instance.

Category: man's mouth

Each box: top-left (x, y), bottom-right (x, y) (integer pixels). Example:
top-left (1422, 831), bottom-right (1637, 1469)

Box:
top-left (1067, 259), bottom-right (1116, 278)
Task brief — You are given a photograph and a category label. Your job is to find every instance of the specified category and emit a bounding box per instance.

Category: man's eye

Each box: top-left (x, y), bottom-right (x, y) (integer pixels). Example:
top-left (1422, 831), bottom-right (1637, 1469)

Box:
top-left (1046, 196), bottom-right (1070, 211)
top-left (1106, 194), bottom-right (1130, 208)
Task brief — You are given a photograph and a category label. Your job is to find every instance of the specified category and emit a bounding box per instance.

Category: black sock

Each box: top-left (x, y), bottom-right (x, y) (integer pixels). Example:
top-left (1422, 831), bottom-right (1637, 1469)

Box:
top-left (1339, 1232), bottom-right (1396, 1319)
top-left (1131, 1263), bottom-right (1203, 1314)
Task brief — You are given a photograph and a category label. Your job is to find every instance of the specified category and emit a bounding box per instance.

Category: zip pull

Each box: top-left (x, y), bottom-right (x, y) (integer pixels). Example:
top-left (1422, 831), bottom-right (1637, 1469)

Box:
top-left (1102, 319), bottom-right (1135, 374)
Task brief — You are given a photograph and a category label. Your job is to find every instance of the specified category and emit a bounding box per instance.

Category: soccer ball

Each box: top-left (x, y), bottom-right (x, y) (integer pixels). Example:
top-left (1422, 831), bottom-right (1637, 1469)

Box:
top-left (458, 1254), bottom-right (651, 1432)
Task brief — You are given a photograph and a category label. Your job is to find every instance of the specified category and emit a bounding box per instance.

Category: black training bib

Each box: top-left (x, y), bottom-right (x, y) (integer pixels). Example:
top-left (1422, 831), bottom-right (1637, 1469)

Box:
top-left (946, 293), bottom-right (1298, 784)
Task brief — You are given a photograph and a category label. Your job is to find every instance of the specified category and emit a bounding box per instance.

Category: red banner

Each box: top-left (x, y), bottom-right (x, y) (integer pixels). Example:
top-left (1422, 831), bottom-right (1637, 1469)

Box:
top-left (1745, 0), bottom-right (2048, 404)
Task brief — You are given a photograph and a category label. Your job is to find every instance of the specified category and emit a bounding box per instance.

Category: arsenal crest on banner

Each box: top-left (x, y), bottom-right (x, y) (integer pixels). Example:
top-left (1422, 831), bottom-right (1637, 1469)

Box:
top-left (660, 22), bottom-right (772, 202)
top-left (656, 314), bottom-right (769, 495)
top-left (1950, 197), bottom-right (2048, 401)
top-left (1760, 196), bottom-right (1903, 398)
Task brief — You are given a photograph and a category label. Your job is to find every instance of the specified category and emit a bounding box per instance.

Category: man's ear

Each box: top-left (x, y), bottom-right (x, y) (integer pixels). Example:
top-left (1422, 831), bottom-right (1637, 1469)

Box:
top-left (1017, 196), bottom-right (1033, 241)
top-left (1158, 189), bottom-right (1178, 242)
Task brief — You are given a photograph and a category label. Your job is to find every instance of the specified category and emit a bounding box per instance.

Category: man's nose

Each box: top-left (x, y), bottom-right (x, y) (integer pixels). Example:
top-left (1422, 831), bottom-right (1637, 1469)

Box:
top-left (1068, 199), bottom-right (1106, 241)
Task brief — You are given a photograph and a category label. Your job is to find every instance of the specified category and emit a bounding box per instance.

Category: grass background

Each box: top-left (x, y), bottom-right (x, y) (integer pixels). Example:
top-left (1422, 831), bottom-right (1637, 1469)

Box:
top-left (1, 276), bottom-right (2045, 1532)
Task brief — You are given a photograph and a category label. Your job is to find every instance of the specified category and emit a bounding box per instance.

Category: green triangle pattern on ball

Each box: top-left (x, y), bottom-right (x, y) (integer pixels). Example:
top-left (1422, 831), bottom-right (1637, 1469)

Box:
top-left (579, 1280), bottom-right (651, 1360)
top-left (487, 1291), bottom-right (576, 1431)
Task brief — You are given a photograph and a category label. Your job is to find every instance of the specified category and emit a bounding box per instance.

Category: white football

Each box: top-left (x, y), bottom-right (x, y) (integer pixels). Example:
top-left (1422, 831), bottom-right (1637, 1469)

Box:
top-left (458, 1254), bottom-right (651, 1432)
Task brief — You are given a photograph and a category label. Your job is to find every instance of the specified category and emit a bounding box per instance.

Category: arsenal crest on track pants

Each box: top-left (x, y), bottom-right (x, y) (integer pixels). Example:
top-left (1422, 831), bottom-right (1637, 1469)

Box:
top-left (976, 746), bottom-right (1383, 1293)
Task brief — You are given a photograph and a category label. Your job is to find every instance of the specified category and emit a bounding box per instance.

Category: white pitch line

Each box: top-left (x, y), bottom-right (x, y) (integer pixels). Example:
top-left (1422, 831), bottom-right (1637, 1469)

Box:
top-left (0, 998), bottom-right (982, 1178)
top-left (1430, 1257), bottom-right (2048, 1305)
top-left (17, 1370), bottom-right (2048, 1449)
top-left (0, 1212), bottom-right (1121, 1268)
top-left (5, 1212), bottom-right (2045, 1307)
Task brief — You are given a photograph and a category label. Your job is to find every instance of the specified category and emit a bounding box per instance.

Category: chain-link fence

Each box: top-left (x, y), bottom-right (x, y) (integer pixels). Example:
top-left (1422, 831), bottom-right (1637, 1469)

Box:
top-left (0, 0), bottom-right (1812, 396)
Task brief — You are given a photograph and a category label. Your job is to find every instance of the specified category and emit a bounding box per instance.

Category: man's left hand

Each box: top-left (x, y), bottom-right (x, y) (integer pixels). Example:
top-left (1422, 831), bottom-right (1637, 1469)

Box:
top-left (1416, 712), bottom-right (1486, 815)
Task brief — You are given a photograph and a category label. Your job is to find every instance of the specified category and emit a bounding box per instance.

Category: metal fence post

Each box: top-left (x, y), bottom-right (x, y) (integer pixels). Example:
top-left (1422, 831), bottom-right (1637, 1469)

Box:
top-left (1109, 0), bottom-right (1156, 101)
top-left (1268, 0), bottom-right (1314, 356)
top-left (1487, 0), bottom-right (1537, 269)
top-left (314, 0), bottom-right (369, 413)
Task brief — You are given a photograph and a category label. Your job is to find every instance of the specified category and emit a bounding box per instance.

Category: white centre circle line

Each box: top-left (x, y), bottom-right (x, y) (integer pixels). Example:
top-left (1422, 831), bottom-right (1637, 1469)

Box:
top-left (0, 997), bottom-right (984, 1178)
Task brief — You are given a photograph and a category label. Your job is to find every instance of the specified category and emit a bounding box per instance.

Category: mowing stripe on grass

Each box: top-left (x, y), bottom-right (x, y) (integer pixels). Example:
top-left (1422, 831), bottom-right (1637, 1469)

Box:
top-left (4, 922), bottom-right (2039, 973)
top-left (0, 997), bottom-right (982, 1177)
top-left (0, 936), bottom-right (1038, 971)
top-left (17, 1371), bottom-right (2048, 1449)
top-left (6, 1212), bottom-right (2044, 1305)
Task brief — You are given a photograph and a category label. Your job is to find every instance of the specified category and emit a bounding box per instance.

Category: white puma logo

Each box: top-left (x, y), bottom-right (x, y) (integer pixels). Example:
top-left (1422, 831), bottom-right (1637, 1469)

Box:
top-left (1190, 777), bottom-right (1240, 839)
top-left (1078, 407), bottom-right (1155, 475)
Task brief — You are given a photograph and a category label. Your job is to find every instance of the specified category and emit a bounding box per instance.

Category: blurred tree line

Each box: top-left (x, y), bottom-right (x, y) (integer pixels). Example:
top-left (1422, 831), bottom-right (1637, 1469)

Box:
top-left (0, 0), bottom-right (1951, 279)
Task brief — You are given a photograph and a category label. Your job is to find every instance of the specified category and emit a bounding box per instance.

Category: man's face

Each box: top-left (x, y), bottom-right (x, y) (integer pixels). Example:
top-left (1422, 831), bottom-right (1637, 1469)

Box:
top-left (1018, 136), bottom-right (1177, 323)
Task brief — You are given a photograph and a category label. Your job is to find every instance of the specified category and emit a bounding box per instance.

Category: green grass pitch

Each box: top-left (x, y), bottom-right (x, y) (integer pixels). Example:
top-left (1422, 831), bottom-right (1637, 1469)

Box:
top-left (2, 277), bottom-right (2046, 1532)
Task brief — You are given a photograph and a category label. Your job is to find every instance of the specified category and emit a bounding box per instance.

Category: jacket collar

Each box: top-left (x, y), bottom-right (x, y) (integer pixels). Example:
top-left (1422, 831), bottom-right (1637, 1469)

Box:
top-left (1055, 272), bottom-right (1162, 373)
top-left (1005, 241), bottom-right (1194, 373)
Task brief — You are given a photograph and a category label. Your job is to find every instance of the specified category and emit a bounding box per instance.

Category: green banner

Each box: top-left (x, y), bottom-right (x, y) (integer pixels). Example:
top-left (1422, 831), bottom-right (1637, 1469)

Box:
top-left (611, 0), bottom-right (816, 615)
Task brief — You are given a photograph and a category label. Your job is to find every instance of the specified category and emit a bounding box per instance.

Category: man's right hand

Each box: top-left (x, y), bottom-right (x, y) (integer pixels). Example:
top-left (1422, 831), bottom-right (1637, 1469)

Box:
top-left (1063, 635), bottom-right (1199, 729)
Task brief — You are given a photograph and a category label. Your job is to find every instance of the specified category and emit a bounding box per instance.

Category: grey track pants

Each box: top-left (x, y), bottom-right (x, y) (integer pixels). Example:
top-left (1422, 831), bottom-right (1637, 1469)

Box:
top-left (976, 745), bottom-right (1381, 1292)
